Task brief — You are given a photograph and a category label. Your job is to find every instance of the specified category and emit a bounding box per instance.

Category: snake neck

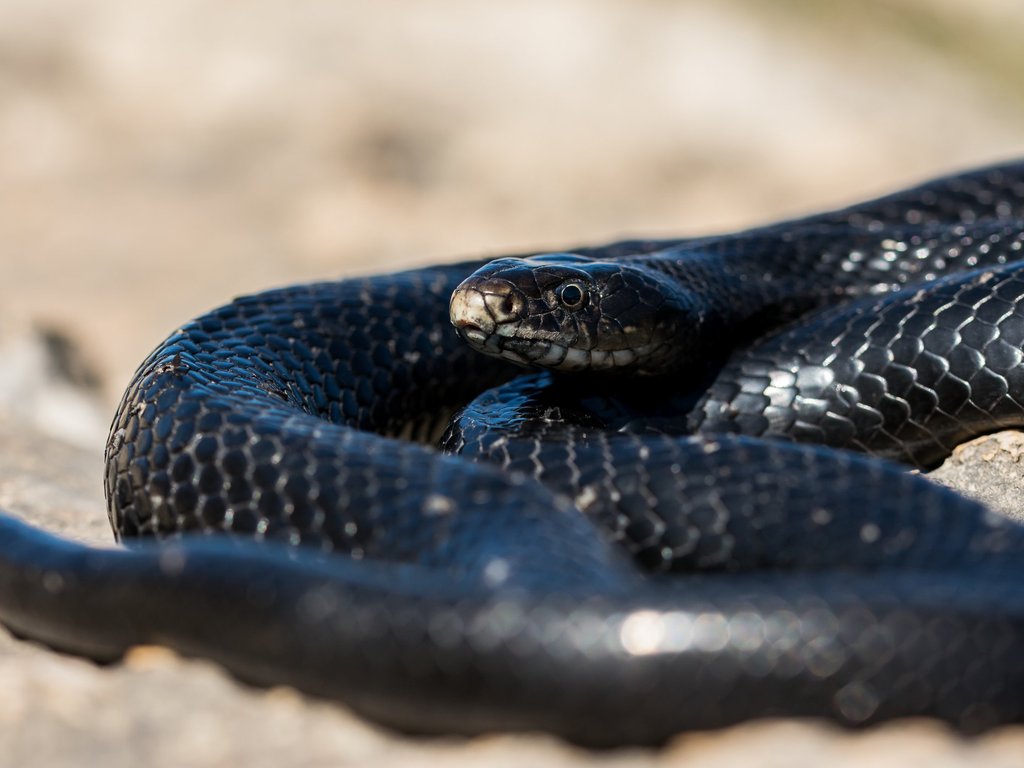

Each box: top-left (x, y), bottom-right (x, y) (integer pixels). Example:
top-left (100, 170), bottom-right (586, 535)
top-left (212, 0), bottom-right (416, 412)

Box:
top-left (625, 218), bottom-right (1024, 375)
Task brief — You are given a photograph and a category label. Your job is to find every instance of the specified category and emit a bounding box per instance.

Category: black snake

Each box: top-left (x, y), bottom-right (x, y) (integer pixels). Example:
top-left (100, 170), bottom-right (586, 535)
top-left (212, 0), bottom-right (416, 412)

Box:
top-left (2, 162), bottom-right (1024, 745)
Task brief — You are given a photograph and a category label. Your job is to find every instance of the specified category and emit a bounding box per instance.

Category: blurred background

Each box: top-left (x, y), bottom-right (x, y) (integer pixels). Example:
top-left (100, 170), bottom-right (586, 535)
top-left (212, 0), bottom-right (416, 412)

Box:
top-left (1, 0), bottom-right (1023, 445)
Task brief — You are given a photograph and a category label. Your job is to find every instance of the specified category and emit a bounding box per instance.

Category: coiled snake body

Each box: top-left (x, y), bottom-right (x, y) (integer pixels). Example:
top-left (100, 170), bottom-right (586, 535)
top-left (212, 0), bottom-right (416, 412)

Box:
top-left (3, 163), bottom-right (1024, 745)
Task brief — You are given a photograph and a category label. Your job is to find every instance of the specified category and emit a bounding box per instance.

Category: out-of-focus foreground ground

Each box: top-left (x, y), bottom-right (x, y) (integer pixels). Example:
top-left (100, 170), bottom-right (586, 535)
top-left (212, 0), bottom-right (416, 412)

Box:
top-left (2, 1), bottom-right (1024, 766)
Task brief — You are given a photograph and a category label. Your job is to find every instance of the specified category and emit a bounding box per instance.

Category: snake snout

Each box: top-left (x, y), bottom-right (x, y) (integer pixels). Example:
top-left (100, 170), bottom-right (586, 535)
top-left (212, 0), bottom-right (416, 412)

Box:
top-left (450, 279), bottom-right (526, 348)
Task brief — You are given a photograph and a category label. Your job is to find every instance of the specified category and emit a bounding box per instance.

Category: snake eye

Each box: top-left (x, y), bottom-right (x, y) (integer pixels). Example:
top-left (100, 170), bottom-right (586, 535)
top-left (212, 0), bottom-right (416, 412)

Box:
top-left (556, 282), bottom-right (588, 309)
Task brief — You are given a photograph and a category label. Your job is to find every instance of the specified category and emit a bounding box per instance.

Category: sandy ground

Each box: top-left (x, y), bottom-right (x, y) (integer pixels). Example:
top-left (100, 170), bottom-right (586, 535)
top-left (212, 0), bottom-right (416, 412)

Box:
top-left (2, 1), bottom-right (1024, 765)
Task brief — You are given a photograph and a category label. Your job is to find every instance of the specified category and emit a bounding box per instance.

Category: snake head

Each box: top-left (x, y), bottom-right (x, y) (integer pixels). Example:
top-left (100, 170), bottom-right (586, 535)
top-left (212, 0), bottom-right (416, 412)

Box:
top-left (450, 254), bottom-right (703, 375)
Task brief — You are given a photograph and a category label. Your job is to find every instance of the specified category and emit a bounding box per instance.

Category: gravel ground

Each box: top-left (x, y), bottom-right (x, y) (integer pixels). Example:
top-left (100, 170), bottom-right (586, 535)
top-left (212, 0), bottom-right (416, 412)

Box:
top-left (2, 1), bottom-right (1024, 765)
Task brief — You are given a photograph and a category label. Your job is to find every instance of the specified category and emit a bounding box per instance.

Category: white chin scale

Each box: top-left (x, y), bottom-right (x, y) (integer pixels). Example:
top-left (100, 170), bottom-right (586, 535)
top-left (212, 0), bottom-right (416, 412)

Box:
top-left (500, 341), bottom-right (641, 372)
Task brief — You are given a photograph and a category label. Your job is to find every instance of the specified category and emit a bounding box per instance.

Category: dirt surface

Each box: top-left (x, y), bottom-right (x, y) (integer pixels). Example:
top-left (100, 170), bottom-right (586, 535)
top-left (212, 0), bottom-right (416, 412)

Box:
top-left (2, 1), bottom-right (1024, 765)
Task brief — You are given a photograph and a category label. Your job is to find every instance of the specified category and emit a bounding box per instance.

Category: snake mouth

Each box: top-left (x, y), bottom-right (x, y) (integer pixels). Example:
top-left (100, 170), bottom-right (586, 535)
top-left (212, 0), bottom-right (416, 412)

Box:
top-left (451, 292), bottom-right (656, 372)
top-left (453, 309), bottom-right (658, 373)
top-left (487, 336), bottom-right (647, 372)
top-left (451, 314), bottom-right (504, 354)
top-left (455, 323), bottom-right (490, 346)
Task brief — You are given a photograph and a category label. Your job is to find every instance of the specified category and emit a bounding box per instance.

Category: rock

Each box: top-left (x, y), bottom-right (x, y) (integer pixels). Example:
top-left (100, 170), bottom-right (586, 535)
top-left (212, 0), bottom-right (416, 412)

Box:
top-left (0, 322), bottom-right (108, 451)
top-left (930, 432), bottom-right (1024, 523)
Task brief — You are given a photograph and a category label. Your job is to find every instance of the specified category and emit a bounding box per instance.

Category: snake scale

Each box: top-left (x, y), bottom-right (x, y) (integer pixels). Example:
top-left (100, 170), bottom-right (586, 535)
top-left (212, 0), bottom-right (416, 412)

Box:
top-left (2, 162), bottom-right (1024, 745)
